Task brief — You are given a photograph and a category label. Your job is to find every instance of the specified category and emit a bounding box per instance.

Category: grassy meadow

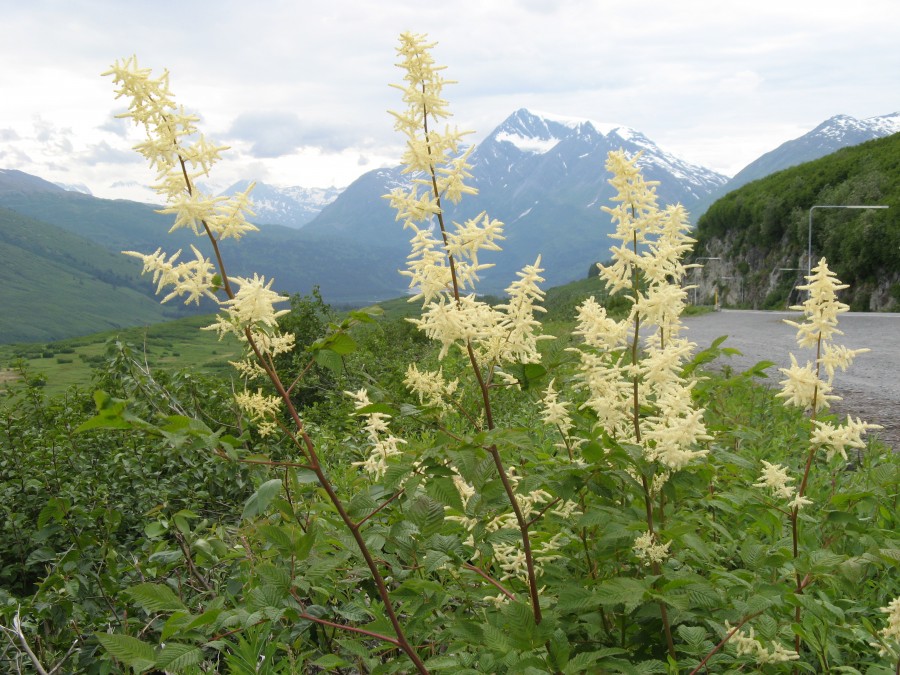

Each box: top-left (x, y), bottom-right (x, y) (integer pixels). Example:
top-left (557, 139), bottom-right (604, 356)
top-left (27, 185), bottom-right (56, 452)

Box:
top-left (0, 314), bottom-right (243, 396)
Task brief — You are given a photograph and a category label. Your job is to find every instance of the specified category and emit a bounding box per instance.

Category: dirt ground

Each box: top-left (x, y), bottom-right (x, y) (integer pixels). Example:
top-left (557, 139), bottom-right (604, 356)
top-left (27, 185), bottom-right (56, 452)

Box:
top-left (683, 310), bottom-right (900, 451)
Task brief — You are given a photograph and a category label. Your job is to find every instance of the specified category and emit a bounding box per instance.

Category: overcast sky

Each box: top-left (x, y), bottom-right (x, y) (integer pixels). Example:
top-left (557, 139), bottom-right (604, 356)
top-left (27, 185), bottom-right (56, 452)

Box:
top-left (2, 0), bottom-right (899, 201)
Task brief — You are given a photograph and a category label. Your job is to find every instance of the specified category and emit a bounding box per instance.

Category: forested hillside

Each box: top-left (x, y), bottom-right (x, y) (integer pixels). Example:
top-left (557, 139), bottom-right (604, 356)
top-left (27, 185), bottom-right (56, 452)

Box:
top-left (693, 133), bottom-right (900, 310)
top-left (0, 207), bottom-right (175, 342)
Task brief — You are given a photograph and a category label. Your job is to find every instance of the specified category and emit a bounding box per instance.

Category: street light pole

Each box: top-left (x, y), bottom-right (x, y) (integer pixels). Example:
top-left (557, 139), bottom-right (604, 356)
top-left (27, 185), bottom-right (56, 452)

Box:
top-left (807, 204), bottom-right (889, 279)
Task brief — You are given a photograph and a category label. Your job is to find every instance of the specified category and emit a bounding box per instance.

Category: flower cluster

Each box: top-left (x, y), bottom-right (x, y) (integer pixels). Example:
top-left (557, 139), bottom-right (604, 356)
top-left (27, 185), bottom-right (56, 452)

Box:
top-left (573, 150), bottom-right (710, 471)
top-left (234, 389), bottom-right (283, 438)
top-left (753, 460), bottom-right (812, 510)
top-left (540, 379), bottom-right (576, 451)
top-left (446, 470), bottom-right (570, 585)
top-left (104, 57), bottom-right (258, 246)
top-left (725, 622), bottom-right (800, 665)
top-left (404, 364), bottom-right (459, 414)
top-left (778, 259), bottom-right (868, 412)
top-left (346, 389), bottom-right (407, 479)
top-left (386, 33), bottom-right (550, 369)
top-left (632, 530), bottom-right (671, 567)
top-left (874, 596), bottom-right (900, 658)
top-left (777, 259), bottom-right (879, 458)
top-left (105, 57), bottom-right (296, 401)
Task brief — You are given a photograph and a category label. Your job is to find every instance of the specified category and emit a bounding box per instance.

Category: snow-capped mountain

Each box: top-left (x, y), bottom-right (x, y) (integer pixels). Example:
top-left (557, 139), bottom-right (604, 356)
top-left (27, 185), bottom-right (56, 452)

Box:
top-left (218, 180), bottom-right (343, 228)
top-left (305, 108), bottom-right (728, 291)
top-left (53, 181), bottom-right (93, 196)
top-left (694, 112), bottom-right (900, 216)
top-left (472, 108), bottom-right (727, 204)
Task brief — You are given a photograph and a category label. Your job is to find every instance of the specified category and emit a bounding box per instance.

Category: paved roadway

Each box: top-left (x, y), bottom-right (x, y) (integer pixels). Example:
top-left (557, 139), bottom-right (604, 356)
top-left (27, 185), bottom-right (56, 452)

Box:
top-left (682, 310), bottom-right (900, 450)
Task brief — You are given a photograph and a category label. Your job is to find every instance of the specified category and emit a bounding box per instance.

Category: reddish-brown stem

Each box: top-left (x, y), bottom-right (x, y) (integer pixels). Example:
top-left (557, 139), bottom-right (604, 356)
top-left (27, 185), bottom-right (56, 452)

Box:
top-left (418, 82), bottom-right (543, 626)
top-left (462, 563), bottom-right (517, 601)
top-left (688, 610), bottom-right (766, 675)
top-left (355, 489), bottom-right (405, 529)
top-left (170, 145), bottom-right (428, 674)
top-left (792, 332), bottom-right (823, 657)
top-left (525, 497), bottom-right (562, 530)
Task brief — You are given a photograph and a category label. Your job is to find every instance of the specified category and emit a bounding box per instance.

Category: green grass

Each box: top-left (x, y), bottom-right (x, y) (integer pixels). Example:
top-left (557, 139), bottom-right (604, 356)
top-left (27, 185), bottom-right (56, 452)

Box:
top-left (0, 274), bottom-right (649, 398)
top-left (0, 314), bottom-right (242, 397)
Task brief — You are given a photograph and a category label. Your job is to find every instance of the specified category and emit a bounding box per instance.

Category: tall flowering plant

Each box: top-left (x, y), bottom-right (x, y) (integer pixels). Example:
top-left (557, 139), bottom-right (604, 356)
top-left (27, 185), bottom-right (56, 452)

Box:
top-left (567, 149), bottom-right (711, 657)
top-left (103, 56), bottom-right (432, 674)
top-left (774, 258), bottom-right (880, 656)
top-left (64, 39), bottom-right (896, 675)
top-left (386, 31), bottom-right (556, 625)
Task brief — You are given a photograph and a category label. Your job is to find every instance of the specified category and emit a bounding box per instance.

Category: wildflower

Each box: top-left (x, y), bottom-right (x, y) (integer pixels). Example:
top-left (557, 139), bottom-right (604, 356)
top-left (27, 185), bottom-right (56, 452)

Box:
top-left (540, 379), bottom-right (574, 437)
top-left (404, 363), bottom-right (458, 413)
top-left (493, 542), bottom-right (529, 582)
top-left (234, 389), bottom-right (282, 437)
top-left (753, 461), bottom-right (796, 500)
top-left (726, 622), bottom-right (800, 664)
top-left (874, 596), bottom-right (900, 657)
top-left (632, 530), bottom-right (671, 567)
top-left (811, 416), bottom-right (881, 462)
top-left (754, 461), bottom-right (812, 510)
top-left (784, 259), bottom-right (849, 349)
top-left (777, 354), bottom-right (837, 412)
top-left (346, 389), bottom-right (406, 479)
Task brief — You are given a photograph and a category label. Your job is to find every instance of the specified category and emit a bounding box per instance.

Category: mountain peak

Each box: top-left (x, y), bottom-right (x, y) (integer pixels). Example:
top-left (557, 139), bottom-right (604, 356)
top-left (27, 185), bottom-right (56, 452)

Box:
top-left (491, 108), bottom-right (639, 156)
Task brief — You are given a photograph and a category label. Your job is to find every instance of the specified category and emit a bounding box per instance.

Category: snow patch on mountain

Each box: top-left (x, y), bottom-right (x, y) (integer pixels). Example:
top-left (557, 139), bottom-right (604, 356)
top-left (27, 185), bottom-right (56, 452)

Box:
top-left (495, 131), bottom-right (560, 154)
top-left (218, 180), bottom-right (344, 228)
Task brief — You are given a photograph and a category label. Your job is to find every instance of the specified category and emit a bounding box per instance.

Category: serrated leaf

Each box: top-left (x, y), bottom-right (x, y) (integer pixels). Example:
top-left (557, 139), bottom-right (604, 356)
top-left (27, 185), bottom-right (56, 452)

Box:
top-left (676, 625), bottom-right (708, 648)
top-left (155, 642), bottom-right (204, 671)
top-left (596, 577), bottom-right (649, 612)
top-left (126, 583), bottom-right (186, 612)
top-left (408, 495), bottom-right (444, 536)
top-left (481, 623), bottom-right (511, 652)
top-left (95, 633), bottom-right (156, 672)
top-left (257, 524), bottom-right (293, 551)
top-left (427, 476), bottom-right (464, 511)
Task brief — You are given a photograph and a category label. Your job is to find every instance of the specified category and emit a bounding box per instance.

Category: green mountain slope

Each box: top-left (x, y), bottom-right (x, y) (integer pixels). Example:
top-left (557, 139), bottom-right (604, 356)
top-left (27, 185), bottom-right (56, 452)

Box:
top-left (693, 134), bottom-right (900, 310)
top-left (0, 181), bottom-right (409, 306)
top-left (0, 207), bottom-right (174, 342)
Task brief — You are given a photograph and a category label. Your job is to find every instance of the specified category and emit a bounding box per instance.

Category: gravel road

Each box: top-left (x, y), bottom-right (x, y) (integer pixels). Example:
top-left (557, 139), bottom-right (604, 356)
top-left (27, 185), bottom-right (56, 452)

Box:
top-left (682, 310), bottom-right (900, 450)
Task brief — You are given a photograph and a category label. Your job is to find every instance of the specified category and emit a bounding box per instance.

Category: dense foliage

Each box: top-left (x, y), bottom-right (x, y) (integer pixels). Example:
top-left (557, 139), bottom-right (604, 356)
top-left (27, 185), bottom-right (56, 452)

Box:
top-left (694, 134), bottom-right (900, 310)
top-left (1, 36), bottom-right (899, 675)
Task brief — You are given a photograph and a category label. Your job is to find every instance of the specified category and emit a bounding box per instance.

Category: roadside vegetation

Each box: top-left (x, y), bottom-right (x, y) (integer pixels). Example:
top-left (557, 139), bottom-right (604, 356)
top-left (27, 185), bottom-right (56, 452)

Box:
top-left (1, 35), bottom-right (898, 675)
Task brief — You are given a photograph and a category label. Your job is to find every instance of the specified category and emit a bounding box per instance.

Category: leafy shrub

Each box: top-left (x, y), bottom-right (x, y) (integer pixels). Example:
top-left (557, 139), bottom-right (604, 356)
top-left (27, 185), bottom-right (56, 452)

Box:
top-left (2, 36), bottom-right (898, 675)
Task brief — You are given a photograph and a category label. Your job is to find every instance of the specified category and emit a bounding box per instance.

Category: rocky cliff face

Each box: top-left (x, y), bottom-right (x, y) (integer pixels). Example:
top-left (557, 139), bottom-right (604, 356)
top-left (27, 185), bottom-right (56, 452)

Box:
top-left (691, 232), bottom-right (900, 311)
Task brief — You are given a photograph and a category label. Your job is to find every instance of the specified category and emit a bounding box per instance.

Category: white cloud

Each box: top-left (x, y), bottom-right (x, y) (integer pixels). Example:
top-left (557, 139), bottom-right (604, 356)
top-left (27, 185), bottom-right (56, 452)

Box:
top-left (1, 0), bottom-right (898, 193)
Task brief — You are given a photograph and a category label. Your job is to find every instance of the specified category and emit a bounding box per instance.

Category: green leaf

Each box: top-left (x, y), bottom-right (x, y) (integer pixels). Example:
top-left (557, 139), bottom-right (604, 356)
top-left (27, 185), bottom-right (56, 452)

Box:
top-left (313, 348), bottom-right (343, 374)
top-left (427, 476), bottom-right (465, 511)
top-left (155, 642), bottom-right (204, 671)
top-left (311, 654), bottom-right (351, 668)
top-left (126, 582), bottom-right (187, 612)
top-left (676, 625), bottom-right (708, 649)
top-left (318, 331), bottom-right (357, 355)
top-left (37, 497), bottom-right (69, 528)
top-left (95, 633), bottom-right (156, 672)
top-left (348, 306), bottom-right (383, 322)
top-left (548, 628), bottom-right (570, 670)
top-left (242, 479), bottom-right (283, 521)
top-left (408, 494), bottom-right (445, 536)
top-left (75, 391), bottom-right (132, 431)
top-left (596, 577), bottom-right (649, 612)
